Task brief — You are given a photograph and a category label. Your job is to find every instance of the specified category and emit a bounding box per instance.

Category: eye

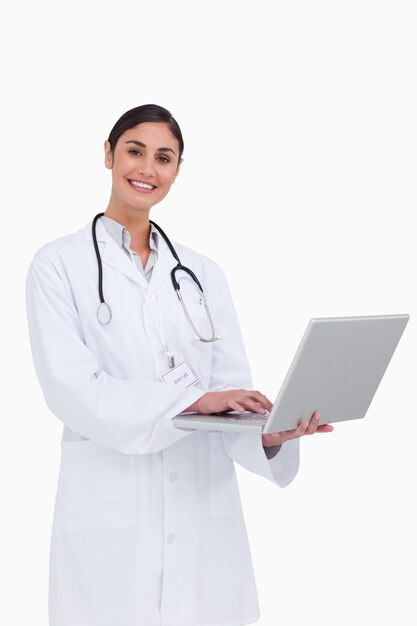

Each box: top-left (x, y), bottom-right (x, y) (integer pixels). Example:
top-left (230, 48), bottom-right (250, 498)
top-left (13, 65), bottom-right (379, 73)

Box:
top-left (128, 149), bottom-right (141, 156)
top-left (157, 155), bottom-right (170, 163)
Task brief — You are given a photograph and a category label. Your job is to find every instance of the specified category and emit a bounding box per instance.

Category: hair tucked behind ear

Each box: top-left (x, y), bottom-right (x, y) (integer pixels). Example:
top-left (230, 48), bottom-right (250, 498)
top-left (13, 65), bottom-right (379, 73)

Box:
top-left (107, 104), bottom-right (184, 162)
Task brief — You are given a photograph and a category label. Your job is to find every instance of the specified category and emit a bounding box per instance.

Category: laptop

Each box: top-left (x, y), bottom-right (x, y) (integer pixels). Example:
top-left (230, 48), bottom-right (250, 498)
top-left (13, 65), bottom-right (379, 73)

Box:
top-left (172, 314), bottom-right (409, 433)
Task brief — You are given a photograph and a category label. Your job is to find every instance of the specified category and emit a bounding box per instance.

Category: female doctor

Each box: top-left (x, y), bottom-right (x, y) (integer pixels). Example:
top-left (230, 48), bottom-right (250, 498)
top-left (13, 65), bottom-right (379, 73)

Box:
top-left (26, 104), bottom-right (333, 626)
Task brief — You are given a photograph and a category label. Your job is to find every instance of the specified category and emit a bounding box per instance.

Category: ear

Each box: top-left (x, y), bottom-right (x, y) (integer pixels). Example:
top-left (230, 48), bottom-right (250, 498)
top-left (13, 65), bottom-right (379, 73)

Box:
top-left (172, 157), bottom-right (183, 183)
top-left (104, 140), bottom-right (113, 170)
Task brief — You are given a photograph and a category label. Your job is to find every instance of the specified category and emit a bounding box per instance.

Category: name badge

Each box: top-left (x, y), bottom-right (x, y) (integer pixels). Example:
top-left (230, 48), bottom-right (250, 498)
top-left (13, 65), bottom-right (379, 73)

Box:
top-left (160, 360), bottom-right (199, 389)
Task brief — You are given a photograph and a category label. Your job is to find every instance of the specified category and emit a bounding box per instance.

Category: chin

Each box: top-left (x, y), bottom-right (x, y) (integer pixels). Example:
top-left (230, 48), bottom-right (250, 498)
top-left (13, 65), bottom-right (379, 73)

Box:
top-left (123, 195), bottom-right (156, 211)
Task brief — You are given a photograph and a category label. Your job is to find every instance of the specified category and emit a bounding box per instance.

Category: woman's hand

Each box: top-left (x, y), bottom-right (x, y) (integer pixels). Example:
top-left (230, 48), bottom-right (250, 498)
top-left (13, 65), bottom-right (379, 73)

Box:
top-left (184, 389), bottom-right (272, 415)
top-left (184, 391), bottom-right (334, 446)
top-left (262, 411), bottom-right (334, 447)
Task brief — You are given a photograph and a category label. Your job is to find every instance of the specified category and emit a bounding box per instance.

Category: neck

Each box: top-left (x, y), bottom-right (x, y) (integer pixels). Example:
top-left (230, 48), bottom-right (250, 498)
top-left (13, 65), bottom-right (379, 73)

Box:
top-left (104, 205), bottom-right (151, 250)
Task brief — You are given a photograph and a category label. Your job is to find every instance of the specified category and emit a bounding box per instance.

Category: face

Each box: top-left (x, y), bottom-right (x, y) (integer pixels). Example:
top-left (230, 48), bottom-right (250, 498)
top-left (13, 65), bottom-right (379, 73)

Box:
top-left (104, 122), bottom-right (182, 215)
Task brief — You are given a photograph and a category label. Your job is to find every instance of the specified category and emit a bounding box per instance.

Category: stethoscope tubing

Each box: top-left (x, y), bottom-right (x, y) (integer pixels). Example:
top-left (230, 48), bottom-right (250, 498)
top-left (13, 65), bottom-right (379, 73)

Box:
top-left (91, 213), bottom-right (218, 341)
top-left (92, 213), bottom-right (106, 304)
top-left (149, 220), bottom-right (204, 293)
top-left (93, 213), bottom-right (113, 325)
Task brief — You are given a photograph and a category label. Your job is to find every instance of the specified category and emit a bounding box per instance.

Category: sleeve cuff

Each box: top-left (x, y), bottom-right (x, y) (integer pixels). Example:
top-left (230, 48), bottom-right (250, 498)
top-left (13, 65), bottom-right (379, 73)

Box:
top-left (222, 431), bottom-right (299, 487)
top-left (263, 444), bottom-right (282, 459)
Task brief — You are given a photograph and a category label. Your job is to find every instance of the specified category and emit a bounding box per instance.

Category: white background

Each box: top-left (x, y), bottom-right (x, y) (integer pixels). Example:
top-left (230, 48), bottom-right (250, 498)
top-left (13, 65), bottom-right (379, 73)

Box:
top-left (1, 1), bottom-right (416, 625)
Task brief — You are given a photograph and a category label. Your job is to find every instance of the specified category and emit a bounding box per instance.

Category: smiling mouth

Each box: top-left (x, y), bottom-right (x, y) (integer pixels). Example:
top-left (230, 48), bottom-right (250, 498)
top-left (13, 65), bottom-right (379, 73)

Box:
top-left (128, 179), bottom-right (157, 192)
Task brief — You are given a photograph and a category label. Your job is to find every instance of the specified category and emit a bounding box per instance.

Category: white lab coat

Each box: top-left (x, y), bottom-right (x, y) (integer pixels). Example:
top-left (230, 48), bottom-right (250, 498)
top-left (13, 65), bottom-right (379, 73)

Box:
top-left (26, 218), bottom-right (300, 626)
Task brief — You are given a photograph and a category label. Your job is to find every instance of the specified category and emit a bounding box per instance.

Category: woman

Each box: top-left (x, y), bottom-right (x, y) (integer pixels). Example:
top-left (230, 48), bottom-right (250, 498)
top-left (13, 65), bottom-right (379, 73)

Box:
top-left (26, 104), bottom-right (333, 626)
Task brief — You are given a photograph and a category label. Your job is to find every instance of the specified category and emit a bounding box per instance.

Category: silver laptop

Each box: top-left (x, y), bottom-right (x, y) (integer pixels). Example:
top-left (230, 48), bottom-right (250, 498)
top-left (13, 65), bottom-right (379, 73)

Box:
top-left (172, 314), bottom-right (409, 433)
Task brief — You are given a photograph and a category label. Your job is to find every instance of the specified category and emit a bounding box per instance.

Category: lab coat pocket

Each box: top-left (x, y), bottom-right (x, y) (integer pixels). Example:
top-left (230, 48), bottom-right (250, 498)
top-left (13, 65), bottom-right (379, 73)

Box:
top-left (208, 432), bottom-right (243, 518)
top-left (56, 440), bottom-right (137, 530)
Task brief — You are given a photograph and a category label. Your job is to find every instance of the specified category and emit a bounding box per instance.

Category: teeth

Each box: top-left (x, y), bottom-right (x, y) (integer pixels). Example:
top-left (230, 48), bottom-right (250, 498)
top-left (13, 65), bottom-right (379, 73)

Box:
top-left (130, 180), bottom-right (154, 190)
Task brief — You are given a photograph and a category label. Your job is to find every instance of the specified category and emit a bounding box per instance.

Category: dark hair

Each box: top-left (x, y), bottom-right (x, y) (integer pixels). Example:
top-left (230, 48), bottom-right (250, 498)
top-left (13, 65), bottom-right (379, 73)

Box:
top-left (107, 104), bottom-right (184, 161)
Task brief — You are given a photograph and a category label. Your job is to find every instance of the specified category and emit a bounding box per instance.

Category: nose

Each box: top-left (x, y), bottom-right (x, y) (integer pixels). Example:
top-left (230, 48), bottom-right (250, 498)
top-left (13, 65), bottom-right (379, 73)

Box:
top-left (138, 155), bottom-right (156, 178)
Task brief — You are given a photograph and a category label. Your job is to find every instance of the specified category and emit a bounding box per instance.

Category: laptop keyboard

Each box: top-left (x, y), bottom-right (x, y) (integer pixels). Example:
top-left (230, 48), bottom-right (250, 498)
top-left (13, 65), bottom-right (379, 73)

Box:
top-left (223, 412), bottom-right (269, 422)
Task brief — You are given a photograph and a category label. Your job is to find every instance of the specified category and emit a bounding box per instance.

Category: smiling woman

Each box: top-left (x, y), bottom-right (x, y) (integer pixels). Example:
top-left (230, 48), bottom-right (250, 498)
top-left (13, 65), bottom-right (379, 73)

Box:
top-left (103, 106), bottom-right (184, 250)
top-left (25, 103), bottom-right (329, 626)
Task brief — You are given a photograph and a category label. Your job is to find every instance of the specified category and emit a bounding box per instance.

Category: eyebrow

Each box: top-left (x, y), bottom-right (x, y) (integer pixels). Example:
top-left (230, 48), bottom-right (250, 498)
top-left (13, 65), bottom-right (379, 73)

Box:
top-left (125, 140), bottom-right (177, 156)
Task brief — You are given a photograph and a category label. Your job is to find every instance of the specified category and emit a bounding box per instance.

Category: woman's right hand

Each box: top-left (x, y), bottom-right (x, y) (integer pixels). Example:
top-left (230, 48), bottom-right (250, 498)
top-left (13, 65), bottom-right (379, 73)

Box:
top-left (184, 390), bottom-right (273, 415)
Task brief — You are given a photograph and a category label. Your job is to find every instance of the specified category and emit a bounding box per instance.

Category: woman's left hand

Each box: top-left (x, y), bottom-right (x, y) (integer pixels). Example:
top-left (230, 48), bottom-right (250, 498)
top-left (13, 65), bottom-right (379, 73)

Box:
top-left (262, 412), bottom-right (334, 447)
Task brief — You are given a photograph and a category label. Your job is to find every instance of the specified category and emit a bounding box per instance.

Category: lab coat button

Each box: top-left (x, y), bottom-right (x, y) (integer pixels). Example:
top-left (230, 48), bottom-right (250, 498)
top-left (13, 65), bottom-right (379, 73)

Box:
top-left (169, 472), bottom-right (178, 483)
top-left (147, 293), bottom-right (157, 302)
top-left (167, 534), bottom-right (176, 544)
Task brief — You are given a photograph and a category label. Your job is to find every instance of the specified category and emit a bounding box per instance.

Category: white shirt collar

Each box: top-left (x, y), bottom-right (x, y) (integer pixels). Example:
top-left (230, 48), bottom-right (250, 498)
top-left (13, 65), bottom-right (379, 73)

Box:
top-left (100, 215), bottom-right (159, 253)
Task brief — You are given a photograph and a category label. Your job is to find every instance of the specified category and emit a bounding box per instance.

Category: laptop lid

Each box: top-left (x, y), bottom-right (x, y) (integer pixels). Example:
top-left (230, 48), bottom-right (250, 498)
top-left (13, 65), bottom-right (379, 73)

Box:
top-left (263, 314), bottom-right (409, 432)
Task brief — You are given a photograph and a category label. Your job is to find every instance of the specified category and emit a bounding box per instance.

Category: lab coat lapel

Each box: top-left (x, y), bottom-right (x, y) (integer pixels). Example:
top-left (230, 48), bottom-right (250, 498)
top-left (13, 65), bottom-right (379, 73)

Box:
top-left (82, 219), bottom-right (147, 288)
top-left (148, 236), bottom-right (178, 293)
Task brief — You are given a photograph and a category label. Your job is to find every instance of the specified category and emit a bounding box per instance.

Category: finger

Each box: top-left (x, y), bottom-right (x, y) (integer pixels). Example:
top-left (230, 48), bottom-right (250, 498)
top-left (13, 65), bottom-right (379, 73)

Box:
top-left (239, 397), bottom-right (269, 415)
top-left (294, 421), bottom-right (309, 437)
top-left (316, 424), bottom-right (334, 433)
top-left (227, 401), bottom-right (246, 413)
top-left (305, 412), bottom-right (321, 435)
top-left (246, 391), bottom-right (273, 412)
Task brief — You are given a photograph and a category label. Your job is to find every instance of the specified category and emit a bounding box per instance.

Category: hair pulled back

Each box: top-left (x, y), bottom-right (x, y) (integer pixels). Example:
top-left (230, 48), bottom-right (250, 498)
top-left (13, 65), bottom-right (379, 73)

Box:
top-left (107, 104), bottom-right (184, 161)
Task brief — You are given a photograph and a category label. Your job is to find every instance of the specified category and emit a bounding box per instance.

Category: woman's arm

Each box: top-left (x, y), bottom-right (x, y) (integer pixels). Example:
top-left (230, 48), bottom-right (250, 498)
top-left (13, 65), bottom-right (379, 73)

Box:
top-left (26, 249), bottom-right (205, 455)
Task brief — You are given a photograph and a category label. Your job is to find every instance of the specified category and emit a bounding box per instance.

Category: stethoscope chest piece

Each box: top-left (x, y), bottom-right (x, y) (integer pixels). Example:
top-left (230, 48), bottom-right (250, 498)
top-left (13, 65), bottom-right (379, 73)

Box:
top-left (97, 302), bottom-right (112, 325)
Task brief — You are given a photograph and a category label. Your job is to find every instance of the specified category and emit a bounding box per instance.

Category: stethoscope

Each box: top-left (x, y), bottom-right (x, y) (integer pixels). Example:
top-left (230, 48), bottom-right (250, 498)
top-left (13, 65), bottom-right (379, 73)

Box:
top-left (92, 212), bottom-right (219, 343)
